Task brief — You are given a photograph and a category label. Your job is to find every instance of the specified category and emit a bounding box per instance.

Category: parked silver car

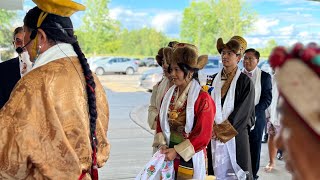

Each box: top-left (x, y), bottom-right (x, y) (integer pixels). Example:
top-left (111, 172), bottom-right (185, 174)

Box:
top-left (87, 56), bottom-right (106, 67)
top-left (139, 56), bottom-right (223, 91)
top-left (139, 67), bottom-right (163, 90)
top-left (91, 57), bottom-right (138, 75)
top-left (139, 57), bottom-right (158, 67)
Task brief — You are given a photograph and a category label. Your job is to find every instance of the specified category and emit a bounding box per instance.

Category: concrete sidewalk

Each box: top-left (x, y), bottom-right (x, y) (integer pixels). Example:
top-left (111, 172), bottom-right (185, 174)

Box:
top-left (130, 104), bottom-right (292, 180)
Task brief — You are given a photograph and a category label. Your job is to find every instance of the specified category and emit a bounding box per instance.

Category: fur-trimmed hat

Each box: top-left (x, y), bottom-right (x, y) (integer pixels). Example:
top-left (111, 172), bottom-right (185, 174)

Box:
top-left (163, 47), bottom-right (173, 66)
top-left (166, 43), bottom-right (208, 69)
top-left (156, 41), bottom-right (180, 66)
top-left (168, 41), bottom-right (179, 48)
top-left (155, 48), bottom-right (165, 66)
top-left (216, 36), bottom-right (247, 55)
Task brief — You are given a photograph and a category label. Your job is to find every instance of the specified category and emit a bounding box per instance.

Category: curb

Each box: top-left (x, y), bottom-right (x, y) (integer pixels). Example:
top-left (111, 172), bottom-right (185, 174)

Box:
top-left (129, 104), bottom-right (154, 135)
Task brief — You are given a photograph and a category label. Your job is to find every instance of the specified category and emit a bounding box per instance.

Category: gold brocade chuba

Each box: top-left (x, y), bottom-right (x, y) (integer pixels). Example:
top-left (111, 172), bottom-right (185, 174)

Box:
top-left (168, 108), bottom-right (187, 147)
top-left (0, 57), bottom-right (110, 179)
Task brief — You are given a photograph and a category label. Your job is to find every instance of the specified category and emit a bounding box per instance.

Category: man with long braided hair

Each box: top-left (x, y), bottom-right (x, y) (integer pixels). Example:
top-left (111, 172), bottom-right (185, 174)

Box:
top-left (0, 0), bottom-right (110, 179)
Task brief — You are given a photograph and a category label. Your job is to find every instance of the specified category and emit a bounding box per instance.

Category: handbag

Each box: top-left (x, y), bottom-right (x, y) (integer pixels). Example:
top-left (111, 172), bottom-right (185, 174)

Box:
top-left (213, 120), bottom-right (238, 143)
top-left (135, 150), bottom-right (175, 180)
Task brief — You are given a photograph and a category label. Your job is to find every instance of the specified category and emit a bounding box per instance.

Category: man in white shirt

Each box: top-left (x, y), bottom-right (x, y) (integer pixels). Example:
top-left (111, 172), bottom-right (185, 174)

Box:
top-left (243, 48), bottom-right (272, 180)
top-left (0, 27), bottom-right (31, 108)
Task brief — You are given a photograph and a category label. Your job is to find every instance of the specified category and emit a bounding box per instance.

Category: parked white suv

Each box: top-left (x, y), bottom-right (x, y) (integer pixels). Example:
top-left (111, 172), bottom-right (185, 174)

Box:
top-left (91, 57), bottom-right (138, 75)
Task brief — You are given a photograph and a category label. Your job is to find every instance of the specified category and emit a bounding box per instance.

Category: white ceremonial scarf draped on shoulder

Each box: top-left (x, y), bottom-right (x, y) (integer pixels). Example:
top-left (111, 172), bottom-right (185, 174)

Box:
top-left (211, 68), bottom-right (247, 180)
top-left (32, 43), bottom-right (77, 70)
top-left (159, 79), bottom-right (206, 179)
top-left (254, 68), bottom-right (262, 105)
top-left (156, 77), bottom-right (170, 111)
top-left (243, 68), bottom-right (261, 105)
top-left (269, 75), bottom-right (280, 126)
top-left (148, 77), bottom-right (170, 130)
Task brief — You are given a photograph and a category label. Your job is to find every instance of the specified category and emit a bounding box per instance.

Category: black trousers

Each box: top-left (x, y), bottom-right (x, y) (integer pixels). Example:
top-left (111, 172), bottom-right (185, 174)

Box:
top-left (249, 116), bottom-right (266, 177)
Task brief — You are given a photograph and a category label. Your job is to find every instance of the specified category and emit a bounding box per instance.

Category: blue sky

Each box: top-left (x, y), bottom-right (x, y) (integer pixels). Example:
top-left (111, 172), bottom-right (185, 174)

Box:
top-left (21, 0), bottom-right (320, 48)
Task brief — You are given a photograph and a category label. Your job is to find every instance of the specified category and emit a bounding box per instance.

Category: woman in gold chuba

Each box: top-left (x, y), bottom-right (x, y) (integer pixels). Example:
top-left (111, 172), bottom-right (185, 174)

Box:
top-left (0, 0), bottom-right (110, 179)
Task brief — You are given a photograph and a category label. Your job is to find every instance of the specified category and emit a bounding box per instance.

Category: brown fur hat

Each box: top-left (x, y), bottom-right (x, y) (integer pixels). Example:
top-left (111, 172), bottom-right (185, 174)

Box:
top-left (156, 47), bottom-right (164, 66)
top-left (168, 43), bottom-right (208, 69)
top-left (155, 41), bottom-right (180, 66)
top-left (163, 47), bottom-right (173, 65)
top-left (216, 36), bottom-right (247, 56)
top-left (168, 41), bottom-right (179, 48)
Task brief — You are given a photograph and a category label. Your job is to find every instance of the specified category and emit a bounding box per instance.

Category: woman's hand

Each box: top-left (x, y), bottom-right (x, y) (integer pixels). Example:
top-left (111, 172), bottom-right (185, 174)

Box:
top-left (159, 145), bottom-right (168, 154)
top-left (163, 148), bottom-right (178, 161)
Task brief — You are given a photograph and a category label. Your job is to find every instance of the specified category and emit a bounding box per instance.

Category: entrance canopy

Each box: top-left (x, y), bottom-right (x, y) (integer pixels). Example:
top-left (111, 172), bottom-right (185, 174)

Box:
top-left (0, 0), bottom-right (24, 10)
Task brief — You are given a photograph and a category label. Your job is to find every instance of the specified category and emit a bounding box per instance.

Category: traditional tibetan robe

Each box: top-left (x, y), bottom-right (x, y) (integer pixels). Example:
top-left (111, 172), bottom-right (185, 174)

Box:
top-left (0, 44), bottom-right (110, 179)
top-left (207, 68), bottom-right (255, 180)
top-left (153, 79), bottom-right (216, 179)
top-left (148, 77), bottom-right (171, 130)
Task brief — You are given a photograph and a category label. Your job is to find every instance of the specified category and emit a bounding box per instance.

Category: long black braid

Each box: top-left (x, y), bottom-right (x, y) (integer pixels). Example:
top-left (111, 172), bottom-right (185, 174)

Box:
top-left (24, 7), bottom-right (98, 148)
top-left (72, 41), bottom-right (98, 146)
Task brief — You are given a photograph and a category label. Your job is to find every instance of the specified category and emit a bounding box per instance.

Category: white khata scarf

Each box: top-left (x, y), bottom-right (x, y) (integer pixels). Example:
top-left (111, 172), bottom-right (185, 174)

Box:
top-left (159, 79), bottom-right (206, 179)
top-left (211, 68), bottom-right (247, 180)
top-left (32, 43), bottom-right (77, 70)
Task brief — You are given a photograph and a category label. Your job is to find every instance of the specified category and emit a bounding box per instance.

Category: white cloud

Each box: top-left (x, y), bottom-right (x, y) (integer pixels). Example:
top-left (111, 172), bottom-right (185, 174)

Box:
top-left (298, 23), bottom-right (320, 28)
top-left (109, 7), bottom-right (148, 20)
top-left (279, 0), bottom-right (299, 5)
top-left (151, 12), bottom-right (181, 32)
top-left (109, 8), bottom-right (123, 20)
top-left (297, 31), bottom-right (309, 38)
top-left (108, 7), bottom-right (153, 30)
top-left (277, 25), bottom-right (295, 36)
top-left (287, 39), bottom-right (299, 46)
top-left (251, 18), bottom-right (279, 35)
top-left (245, 37), bottom-right (266, 47)
top-left (108, 7), bottom-right (182, 36)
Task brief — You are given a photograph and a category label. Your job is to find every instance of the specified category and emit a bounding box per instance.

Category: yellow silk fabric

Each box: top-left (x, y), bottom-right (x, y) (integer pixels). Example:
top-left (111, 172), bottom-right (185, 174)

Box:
top-left (0, 57), bottom-right (110, 179)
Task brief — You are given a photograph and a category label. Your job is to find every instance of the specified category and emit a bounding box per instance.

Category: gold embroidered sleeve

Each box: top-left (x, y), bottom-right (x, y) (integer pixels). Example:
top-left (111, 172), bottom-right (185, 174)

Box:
top-left (152, 132), bottom-right (166, 147)
top-left (174, 139), bottom-right (195, 162)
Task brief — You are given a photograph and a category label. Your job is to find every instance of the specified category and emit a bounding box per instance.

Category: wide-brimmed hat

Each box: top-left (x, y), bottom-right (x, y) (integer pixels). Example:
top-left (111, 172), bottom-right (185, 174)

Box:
top-left (33, 0), bottom-right (85, 17)
top-left (164, 43), bottom-right (208, 70)
top-left (216, 36), bottom-right (247, 55)
top-left (269, 43), bottom-right (320, 139)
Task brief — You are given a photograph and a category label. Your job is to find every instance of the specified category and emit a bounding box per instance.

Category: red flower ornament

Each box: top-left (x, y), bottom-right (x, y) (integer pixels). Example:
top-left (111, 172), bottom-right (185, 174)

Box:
top-left (291, 42), bottom-right (304, 58)
top-left (300, 48), bottom-right (317, 63)
top-left (269, 46), bottom-right (287, 68)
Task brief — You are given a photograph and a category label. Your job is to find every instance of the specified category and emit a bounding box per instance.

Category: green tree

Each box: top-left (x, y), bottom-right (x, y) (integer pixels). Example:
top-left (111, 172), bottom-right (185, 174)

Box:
top-left (116, 28), bottom-right (169, 57)
top-left (180, 0), bottom-right (257, 54)
top-left (0, 9), bottom-right (17, 61)
top-left (257, 39), bottom-right (278, 58)
top-left (76, 0), bottom-right (120, 55)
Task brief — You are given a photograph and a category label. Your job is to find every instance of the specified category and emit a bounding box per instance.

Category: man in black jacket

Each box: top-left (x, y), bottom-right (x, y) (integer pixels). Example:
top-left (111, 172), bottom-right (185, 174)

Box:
top-left (243, 48), bottom-right (272, 180)
top-left (0, 27), bottom-right (24, 108)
